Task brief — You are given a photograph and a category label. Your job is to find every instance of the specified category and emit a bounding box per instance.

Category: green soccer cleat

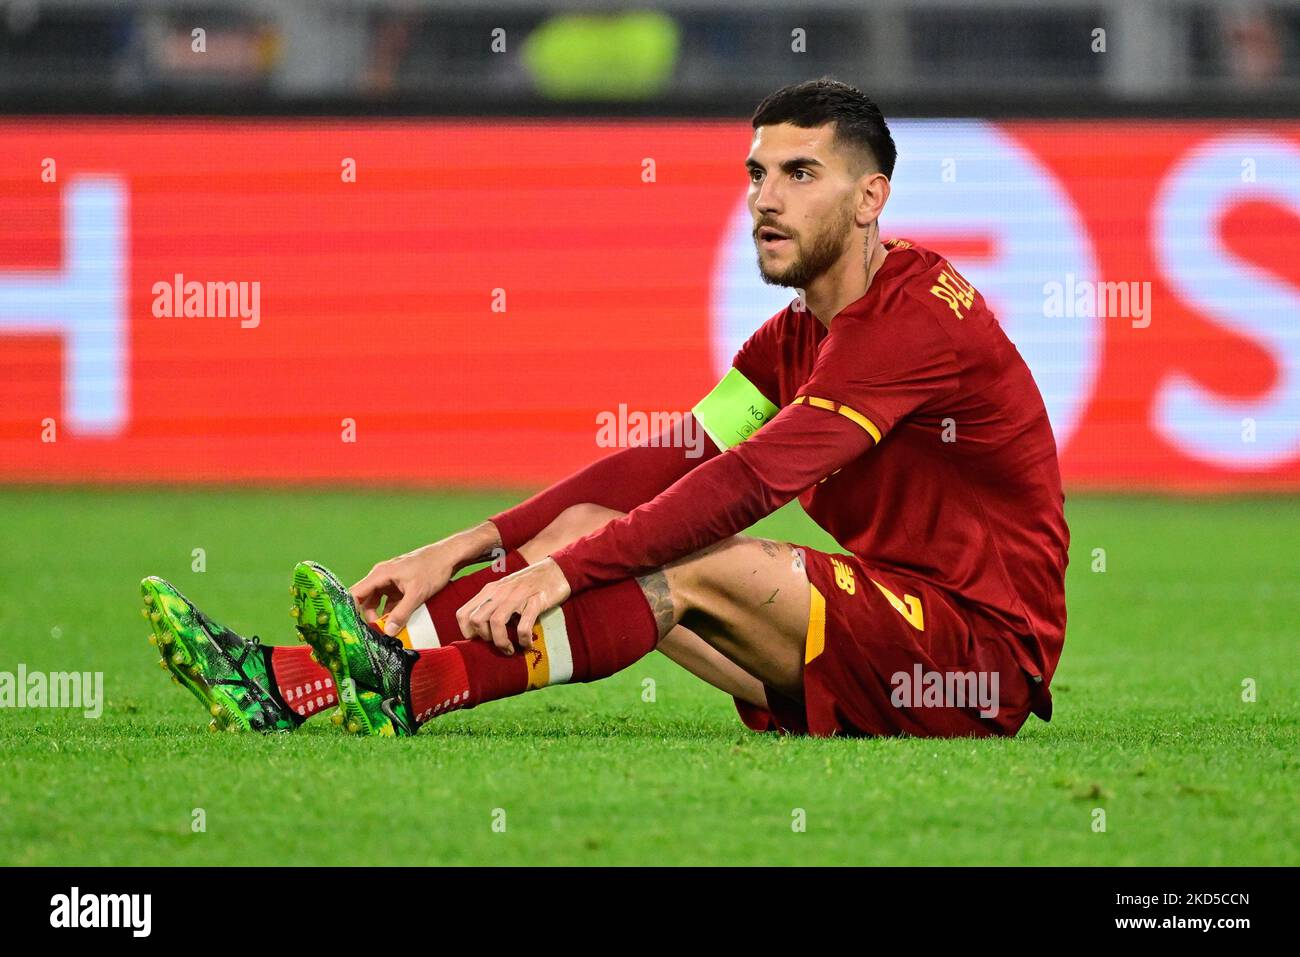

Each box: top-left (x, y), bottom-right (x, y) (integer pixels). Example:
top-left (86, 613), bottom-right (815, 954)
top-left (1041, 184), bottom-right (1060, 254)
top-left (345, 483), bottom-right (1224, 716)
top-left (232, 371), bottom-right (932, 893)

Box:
top-left (140, 577), bottom-right (301, 733)
top-left (290, 561), bottom-right (418, 737)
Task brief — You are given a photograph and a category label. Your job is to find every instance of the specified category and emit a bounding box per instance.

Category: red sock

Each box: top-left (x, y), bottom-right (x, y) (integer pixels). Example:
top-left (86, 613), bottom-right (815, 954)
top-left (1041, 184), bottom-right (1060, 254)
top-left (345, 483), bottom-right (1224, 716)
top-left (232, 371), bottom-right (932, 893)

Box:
top-left (386, 551), bottom-right (528, 649)
top-left (408, 577), bottom-right (659, 726)
top-left (269, 645), bottom-right (338, 719)
top-left (273, 552), bottom-right (529, 723)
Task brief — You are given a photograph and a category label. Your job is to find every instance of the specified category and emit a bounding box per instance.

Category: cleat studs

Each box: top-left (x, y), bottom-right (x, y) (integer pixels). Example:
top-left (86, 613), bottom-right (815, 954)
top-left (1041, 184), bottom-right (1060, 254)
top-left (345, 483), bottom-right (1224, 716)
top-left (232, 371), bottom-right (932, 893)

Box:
top-left (316, 613), bottom-right (328, 625)
top-left (290, 607), bottom-right (301, 618)
top-left (159, 632), bottom-right (173, 645)
top-left (309, 588), bottom-right (320, 599)
top-left (172, 651), bottom-right (184, 665)
top-left (290, 586), bottom-right (298, 597)
top-left (141, 608), bottom-right (150, 619)
top-left (209, 703), bottom-right (221, 717)
top-left (143, 593), bottom-right (155, 606)
top-left (329, 661), bottom-right (341, 675)
top-left (324, 640), bottom-right (336, 654)
top-left (150, 611), bottom-right (162, 623)
top-left (208, 720), bottom-right (219, 732)
top-left (308, 652), bottom-right (319, 664)
top-left (159, 659), bottom-right (169, 670)
top-left (346, 720), bottom-right (360, 733)
top-left (330, 711), bottom-right (344, 726)
top-left (148, 635), bottom-right (157, 645)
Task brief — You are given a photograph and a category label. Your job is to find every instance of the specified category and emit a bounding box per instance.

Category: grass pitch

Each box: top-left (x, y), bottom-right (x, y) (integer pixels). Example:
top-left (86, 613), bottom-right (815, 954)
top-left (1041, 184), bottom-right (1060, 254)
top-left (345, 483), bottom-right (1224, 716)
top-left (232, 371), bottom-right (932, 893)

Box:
top-left (0, 487), bottom-right (1296, 866)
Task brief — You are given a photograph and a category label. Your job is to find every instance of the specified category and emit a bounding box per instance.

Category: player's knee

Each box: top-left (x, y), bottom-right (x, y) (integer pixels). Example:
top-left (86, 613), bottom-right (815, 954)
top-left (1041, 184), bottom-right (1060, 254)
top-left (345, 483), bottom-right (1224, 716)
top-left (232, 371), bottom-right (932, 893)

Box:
top-left (537, 503), bottom-right (625, 552)
top-left (556, 502), bottom-right (623, 534)
top-left (667, 536), bottom-right (800, 611)
top-left (663, 536), bottom-right (748, 609)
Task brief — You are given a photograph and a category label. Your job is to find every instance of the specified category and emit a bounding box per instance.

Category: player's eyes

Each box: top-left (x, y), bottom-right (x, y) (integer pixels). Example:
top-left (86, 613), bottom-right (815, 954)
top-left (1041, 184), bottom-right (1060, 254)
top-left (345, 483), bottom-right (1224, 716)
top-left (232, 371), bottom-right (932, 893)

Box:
top-left (748, 168), bottom-right (811, 183)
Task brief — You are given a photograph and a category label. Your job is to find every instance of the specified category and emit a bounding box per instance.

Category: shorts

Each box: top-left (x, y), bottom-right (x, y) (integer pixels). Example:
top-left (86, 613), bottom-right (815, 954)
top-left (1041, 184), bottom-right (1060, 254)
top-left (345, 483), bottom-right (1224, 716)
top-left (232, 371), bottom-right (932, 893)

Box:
top-left (733, 547), bottom-right (1052, 738)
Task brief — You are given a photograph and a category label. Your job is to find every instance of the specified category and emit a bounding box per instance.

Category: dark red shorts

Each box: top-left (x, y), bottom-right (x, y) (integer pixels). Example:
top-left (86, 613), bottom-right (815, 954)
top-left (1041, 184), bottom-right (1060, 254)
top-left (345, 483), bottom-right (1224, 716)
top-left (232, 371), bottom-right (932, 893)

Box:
top-left (734, 547), bottom-right (1052, 738)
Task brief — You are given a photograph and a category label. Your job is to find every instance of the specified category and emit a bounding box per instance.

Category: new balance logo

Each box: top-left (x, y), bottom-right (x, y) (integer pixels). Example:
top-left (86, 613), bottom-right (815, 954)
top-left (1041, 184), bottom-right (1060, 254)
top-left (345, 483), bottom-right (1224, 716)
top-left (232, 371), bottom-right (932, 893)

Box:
top-left (830, 557), bottom-right (855, 595)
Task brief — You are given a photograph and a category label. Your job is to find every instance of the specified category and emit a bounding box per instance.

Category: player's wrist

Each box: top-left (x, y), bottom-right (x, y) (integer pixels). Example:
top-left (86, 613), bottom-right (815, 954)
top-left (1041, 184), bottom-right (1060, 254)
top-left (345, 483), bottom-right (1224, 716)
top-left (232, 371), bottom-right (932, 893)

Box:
top-left (451, 521), bottom-right (503, 568)
top-left (547, 549), bottom-right (586, 597)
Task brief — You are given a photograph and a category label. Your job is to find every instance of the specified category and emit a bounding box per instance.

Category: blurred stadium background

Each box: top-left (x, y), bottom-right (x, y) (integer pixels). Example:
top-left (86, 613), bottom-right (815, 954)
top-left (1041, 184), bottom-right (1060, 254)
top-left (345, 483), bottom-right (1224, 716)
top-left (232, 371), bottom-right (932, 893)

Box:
top-left (3, 0), bottom-right (1299, 109)
top-left (1, 0), bottom-right (1297, 489)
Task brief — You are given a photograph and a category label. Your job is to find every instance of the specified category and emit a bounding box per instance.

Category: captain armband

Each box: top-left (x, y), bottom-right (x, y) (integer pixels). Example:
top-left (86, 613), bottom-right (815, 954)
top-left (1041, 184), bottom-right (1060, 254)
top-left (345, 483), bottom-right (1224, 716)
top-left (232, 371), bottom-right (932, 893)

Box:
top-left (691, 367), bottom-right (780, 451)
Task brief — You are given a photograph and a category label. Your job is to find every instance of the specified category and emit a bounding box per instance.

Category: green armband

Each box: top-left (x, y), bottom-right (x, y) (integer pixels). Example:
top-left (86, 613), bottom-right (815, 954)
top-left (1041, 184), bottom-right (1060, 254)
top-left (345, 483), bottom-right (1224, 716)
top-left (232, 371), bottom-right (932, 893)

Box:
top-left (691, 367), bottom-right (780, 450)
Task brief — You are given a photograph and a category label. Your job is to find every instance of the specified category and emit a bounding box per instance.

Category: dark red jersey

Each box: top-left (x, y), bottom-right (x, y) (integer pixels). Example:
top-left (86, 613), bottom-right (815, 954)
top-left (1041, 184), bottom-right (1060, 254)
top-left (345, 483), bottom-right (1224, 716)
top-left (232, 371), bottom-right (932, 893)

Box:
top-left (527, 240), bottom-right (1068, 684)
top-left (731, 240), bottom-right (1070, 681)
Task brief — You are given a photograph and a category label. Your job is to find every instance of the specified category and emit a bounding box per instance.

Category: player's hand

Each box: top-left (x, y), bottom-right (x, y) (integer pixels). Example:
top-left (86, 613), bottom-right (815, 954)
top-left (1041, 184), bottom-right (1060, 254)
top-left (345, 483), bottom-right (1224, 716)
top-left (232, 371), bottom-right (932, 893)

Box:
top-left (456, 557), bottom-right (572, 655)
top-left (352, 522), bottom-right (501, 637)
top-left (351, 543), bottom-right (456, 636)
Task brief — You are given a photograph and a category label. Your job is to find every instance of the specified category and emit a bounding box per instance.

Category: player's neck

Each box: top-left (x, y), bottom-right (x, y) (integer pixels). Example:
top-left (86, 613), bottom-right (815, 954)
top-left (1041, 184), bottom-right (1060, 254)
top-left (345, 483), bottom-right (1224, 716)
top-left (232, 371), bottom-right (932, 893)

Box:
top-left (806, 240), bottom-right (888, 329)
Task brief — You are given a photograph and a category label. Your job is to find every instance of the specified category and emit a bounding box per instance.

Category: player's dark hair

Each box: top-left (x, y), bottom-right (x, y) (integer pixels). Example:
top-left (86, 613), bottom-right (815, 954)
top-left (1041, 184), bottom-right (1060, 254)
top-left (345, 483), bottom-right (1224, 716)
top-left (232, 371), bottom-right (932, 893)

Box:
top-left (751, 78), bottom-right (897, 179)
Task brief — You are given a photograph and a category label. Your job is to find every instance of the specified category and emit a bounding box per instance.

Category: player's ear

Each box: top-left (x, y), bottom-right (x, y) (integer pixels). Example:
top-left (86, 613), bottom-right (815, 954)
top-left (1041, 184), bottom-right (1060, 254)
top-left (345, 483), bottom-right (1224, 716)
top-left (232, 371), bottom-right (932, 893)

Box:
top-left (855, 172), bottom-right (889, 227)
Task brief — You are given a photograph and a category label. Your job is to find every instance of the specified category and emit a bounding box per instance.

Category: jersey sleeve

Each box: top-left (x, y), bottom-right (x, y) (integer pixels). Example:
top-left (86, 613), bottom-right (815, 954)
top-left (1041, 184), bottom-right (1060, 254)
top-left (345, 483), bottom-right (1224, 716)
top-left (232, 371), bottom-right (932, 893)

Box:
top-left (488, 414), bottom-right (723, 551)
top-left (795, 282), bottom-right (961, 443)
top-left (550, 401), bottom-right (874, 594)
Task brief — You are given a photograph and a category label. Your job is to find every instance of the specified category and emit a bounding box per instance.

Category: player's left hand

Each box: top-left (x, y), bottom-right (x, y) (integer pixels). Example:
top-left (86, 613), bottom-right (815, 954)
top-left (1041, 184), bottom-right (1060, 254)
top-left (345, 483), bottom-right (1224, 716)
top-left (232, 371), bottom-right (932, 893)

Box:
top-left (455, 557), bottom-right (571, 655)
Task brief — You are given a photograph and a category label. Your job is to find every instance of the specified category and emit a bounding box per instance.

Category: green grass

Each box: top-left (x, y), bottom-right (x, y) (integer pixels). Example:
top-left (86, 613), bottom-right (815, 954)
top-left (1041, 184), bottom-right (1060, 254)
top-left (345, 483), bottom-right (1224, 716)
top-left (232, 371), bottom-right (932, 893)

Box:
top-left (0, 487), bottom-right (1296, 866)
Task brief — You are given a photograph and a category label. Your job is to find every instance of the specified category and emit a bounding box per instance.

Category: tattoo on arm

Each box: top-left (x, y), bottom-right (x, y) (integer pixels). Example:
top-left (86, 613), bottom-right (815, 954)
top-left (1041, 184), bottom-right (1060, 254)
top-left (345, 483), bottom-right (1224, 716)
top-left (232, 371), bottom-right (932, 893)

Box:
top-left (636, 570), bottom-right (677, 635)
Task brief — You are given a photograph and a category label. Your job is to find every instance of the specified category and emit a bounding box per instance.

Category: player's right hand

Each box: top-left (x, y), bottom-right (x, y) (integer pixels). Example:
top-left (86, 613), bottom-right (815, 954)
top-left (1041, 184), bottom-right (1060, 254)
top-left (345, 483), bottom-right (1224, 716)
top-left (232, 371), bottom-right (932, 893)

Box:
top-left (350, 544), bottom-right (457, 637)
top-left (351, 522), bottom-right (503, 637)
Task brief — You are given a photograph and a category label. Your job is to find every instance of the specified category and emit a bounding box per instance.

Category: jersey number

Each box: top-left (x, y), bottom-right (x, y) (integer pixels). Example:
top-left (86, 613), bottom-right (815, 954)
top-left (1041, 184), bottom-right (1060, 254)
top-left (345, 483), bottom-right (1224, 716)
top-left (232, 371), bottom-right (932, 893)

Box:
top-left (870, 579), bottom-right (925, 631)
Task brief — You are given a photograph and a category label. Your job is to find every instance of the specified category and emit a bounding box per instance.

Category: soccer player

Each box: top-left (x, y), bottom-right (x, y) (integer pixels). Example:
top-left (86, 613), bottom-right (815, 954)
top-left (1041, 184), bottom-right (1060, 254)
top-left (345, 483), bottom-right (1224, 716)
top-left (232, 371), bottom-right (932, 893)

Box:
top-left (141, 77), bottom-right (1067, 739)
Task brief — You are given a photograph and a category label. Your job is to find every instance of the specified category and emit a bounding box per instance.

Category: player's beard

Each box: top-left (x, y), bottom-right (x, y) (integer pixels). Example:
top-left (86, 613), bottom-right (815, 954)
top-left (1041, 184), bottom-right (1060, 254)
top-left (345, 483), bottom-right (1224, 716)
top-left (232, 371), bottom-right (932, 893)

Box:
top-left (755, 202), bottom-right (854, 289)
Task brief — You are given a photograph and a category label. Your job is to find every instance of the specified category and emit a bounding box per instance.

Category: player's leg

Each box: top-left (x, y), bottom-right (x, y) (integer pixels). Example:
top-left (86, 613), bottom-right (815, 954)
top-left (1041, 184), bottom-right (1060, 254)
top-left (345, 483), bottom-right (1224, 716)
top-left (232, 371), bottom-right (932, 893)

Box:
top-left (370, 502), bottom-right (766, 707)
top-left (139, 500), bottom-right (762, 733)
top-left (147, 506), bottom-right (611, 733)
top-left (399, 532), bottom-right (808, 730)
top-left (291, 525), bottom-right (811, 735)
top-left (636, 536), bottom-right (811, 701)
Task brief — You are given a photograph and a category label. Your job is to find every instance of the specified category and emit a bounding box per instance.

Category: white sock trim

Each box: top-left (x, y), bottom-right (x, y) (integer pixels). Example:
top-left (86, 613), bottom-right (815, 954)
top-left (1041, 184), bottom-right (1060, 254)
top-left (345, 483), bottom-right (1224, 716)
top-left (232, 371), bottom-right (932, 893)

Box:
top-left (538, 605), bottom-right (573, 685)
top-left (404, 603), bottom-right (440, 649)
